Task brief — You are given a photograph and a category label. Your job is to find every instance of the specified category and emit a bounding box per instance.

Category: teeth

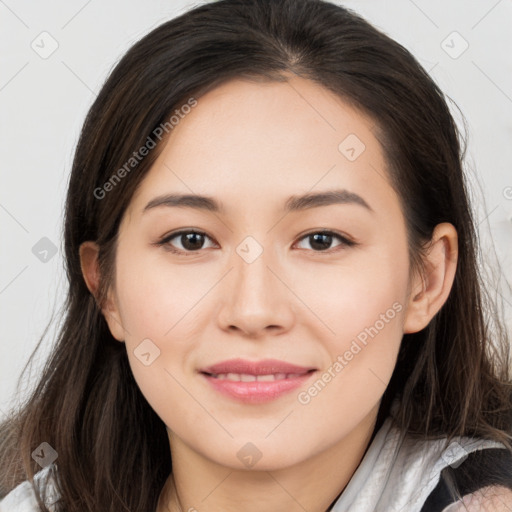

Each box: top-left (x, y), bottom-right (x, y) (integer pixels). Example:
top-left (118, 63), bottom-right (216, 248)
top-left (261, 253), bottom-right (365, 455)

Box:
top-left (210, 373), bottom-right (305, 381)
top-left (256, 374), bottom-right (276, 381)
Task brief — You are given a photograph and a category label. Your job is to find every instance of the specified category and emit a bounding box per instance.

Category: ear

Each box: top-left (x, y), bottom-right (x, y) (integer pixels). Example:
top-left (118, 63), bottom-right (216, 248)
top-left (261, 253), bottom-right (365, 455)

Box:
top-left (79, 241), bottom-right (125, 342)
top-left (403, 222), bottom-right (458, 334)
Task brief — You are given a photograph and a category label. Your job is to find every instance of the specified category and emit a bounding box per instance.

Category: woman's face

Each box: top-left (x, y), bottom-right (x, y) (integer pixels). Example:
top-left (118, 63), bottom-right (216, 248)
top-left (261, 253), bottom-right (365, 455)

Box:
top-left (104, 76), bottom-right (418, 470)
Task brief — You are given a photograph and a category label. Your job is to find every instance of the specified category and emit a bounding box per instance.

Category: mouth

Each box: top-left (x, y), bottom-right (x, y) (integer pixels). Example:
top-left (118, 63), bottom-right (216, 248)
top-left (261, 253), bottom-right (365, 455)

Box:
top-left (202, 371), bottom-right (315, 381)
top-left (199, 360), bottom-right (317, 404)
top-left (199, 357), bottom-right (317, 377)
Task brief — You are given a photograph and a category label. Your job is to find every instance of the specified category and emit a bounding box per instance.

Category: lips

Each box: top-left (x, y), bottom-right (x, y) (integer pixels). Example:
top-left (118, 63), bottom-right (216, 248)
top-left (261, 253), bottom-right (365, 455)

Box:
top-left (199, 358), bottom-right (317, 404)
top-left (200, 358), bottom-right (316, 377)
top-left (206, 373), bottom-right (306, 381)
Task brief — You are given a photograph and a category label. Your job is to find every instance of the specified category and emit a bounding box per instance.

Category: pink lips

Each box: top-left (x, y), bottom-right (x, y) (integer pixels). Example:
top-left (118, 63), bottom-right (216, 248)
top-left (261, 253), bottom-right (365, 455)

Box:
top-left (200, 358), bottom-right (317, 404)
top-left (201, 358), bottom-right (315, 376)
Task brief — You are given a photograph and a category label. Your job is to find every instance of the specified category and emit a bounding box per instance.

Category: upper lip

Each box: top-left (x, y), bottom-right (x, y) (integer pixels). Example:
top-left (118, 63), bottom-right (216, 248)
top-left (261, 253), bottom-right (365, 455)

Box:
top-left (200, 358), bottom-right (317, 376)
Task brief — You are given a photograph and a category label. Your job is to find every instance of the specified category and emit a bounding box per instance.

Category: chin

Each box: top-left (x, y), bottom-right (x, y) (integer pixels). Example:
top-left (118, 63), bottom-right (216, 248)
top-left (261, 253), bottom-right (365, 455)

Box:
top-left (200, 439), bottom-right (311, 472)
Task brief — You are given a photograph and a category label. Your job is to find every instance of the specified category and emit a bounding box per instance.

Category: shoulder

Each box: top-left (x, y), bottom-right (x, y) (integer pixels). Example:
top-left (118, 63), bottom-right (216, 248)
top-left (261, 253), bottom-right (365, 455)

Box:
top-left (441, 485), bottom-right (512, 512)
top-left (0, 465), bottom-right (59, 512)
top-left (384, 421), bottom-right (512, 510)
top-left (0, 479), bottom-right (40, 511)
top-left (423, 445), bottom-right (512, 512)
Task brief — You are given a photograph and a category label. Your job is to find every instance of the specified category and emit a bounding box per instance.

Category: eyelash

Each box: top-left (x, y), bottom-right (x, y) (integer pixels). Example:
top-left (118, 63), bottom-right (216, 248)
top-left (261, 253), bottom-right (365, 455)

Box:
top-left (155, 229), bottom-right (357, 256)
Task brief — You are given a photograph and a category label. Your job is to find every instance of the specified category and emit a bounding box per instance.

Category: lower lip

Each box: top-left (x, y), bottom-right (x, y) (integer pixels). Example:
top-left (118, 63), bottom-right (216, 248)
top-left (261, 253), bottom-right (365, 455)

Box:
top-left (201, 372), bottom-right (315, 404)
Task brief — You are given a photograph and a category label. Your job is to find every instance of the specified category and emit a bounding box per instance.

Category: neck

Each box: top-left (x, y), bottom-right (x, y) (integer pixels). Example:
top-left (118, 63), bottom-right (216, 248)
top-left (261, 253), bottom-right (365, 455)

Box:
top-left (157, 404), bottom-right (380, 512)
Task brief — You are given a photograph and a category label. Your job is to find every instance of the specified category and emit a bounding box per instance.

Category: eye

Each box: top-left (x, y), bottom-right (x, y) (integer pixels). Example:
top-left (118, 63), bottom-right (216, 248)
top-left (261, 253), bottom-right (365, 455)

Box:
top-left (294, 230), bottom-right (356, 253)
top-left (157, 229), bottom-right (217, 255)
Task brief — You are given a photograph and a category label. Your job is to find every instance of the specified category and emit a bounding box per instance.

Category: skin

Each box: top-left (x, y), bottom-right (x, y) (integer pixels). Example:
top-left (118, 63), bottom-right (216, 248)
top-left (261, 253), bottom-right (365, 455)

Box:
top-left (80, 75), bottom-right (459, 512)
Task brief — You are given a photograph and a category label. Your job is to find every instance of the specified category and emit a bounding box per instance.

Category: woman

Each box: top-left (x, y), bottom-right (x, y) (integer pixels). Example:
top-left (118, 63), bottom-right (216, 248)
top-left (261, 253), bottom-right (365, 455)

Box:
top-left (1, 0), bottom-right (511, 511)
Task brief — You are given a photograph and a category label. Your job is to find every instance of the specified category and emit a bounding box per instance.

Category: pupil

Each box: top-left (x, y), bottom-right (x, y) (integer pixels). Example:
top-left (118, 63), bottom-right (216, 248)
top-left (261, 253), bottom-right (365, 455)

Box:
top-left (311, 233), bottom-right (331, 251)
top-left (183, 233), bottom-right (203, 250)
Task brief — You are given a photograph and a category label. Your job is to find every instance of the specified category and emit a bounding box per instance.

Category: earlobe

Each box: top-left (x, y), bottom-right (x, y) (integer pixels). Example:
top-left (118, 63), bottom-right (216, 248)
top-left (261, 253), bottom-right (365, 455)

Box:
top-left (403, 223), bottom-right (458, 334)
top-left (79, 241), bottom-right (125, 342)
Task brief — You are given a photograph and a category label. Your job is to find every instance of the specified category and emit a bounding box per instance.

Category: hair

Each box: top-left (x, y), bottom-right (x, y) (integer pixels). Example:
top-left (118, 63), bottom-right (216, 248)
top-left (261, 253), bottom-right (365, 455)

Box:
top-left (1, 0), bottom-right (511, 510)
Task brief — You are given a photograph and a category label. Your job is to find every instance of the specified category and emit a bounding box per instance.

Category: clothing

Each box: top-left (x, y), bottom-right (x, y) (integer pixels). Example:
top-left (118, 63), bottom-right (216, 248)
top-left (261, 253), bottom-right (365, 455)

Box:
top-left (0, 463), bottom-right (58, 512)
top-left (329, 415), bottom-right (510, 511)
top-left (1, 417), bottom-right (510, 512)
top-left (421, 447), bottom-right (512, 510)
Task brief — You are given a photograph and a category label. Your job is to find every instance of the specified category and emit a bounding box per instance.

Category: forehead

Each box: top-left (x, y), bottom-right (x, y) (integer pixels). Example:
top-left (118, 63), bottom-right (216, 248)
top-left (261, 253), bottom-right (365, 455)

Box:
top-left (127, 76), bottom-right (401, 220)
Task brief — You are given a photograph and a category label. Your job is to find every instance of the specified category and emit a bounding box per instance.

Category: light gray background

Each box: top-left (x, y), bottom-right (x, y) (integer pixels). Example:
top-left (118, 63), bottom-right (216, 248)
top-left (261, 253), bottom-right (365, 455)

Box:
top-left (1, 0), bottom-right (512, 417)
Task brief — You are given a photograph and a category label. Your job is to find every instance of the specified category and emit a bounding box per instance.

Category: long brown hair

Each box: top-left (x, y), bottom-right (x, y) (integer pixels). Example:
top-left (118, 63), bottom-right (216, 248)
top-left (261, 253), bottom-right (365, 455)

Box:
top-left (1, 0), bottom-right (511, 510)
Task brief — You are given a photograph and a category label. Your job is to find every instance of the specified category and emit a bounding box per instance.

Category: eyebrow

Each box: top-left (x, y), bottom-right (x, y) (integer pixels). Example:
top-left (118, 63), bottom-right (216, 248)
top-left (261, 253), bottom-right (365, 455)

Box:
top-left (142, 189), bottom-right (374, 215)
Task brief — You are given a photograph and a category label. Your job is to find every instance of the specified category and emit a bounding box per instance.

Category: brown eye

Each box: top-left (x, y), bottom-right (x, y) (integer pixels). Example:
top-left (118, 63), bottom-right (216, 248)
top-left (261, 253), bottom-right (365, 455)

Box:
top-left (295, 231), bottom-right (356, 252)
top-left (158, 230), bottom-right (216, 254)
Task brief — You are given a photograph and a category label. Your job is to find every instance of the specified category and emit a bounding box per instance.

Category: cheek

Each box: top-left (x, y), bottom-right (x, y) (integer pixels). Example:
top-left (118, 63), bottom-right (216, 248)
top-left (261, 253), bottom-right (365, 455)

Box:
top-left (114, 245), bottom-right (212, 340)
top-left (292, 247), bottom-right (408, 339)
top-left (111, 247), bottom-right (204, 413)
top-left (299, 247), bottom-right (408, 398)
top-left (294, 282), bottom-right (405, 435)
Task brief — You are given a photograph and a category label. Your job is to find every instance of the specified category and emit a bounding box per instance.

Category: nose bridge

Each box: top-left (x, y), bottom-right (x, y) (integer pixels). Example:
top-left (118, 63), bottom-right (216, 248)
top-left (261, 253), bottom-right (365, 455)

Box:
top-left (231, 234), bottom-right (275, 304)
top-left (217, 233), bottom-right (294, 334)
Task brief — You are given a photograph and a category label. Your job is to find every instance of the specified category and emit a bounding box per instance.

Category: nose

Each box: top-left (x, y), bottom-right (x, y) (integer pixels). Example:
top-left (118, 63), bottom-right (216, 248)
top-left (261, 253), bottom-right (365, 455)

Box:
top-left (216, 241), bottom-right (296, 338)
